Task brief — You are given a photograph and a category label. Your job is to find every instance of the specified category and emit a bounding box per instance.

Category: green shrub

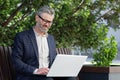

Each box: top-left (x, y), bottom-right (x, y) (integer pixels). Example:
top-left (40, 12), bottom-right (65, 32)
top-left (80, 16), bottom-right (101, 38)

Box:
top-left (92, 36), bottom-right (118, 67)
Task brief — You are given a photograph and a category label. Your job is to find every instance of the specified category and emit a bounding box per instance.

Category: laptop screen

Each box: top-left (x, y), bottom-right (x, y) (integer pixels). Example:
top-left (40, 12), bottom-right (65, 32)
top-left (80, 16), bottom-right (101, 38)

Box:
top-left (47, 54), bottom-right (87, 77)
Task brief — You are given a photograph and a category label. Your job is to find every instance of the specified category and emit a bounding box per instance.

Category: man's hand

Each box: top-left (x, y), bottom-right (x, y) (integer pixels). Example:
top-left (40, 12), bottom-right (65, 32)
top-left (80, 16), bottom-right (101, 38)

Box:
top-left (36, 67), bottom-right (50, 75)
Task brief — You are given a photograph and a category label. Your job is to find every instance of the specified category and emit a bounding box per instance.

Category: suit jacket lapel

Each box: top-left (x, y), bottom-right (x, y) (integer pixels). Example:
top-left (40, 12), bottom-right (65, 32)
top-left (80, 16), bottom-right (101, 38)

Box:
top-left (28, 28), bottom-right (39, 61)
top-left (47, 35), bottom-right (53, 64)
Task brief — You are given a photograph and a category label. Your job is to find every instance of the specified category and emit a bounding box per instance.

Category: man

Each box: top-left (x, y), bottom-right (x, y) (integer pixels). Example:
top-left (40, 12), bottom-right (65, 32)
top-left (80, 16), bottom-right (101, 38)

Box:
top-left (12, 5), bottom-right (76, 80)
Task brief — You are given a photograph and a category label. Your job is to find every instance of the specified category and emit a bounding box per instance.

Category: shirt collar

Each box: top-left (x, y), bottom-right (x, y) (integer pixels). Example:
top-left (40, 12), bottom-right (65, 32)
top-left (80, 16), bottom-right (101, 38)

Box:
top-left (33, 28), bottom-right (48, 37)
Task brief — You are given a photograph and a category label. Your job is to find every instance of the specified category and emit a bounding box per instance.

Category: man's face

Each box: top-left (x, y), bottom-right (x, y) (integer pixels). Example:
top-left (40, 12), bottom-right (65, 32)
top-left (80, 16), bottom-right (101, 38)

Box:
top-left (36, 13), bottom-right (54, 33)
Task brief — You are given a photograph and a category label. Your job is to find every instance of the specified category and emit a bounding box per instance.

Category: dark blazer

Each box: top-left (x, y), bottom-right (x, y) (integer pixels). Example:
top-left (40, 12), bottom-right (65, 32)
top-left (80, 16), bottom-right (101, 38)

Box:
top-left (11, 28), bottom-right (57, 80)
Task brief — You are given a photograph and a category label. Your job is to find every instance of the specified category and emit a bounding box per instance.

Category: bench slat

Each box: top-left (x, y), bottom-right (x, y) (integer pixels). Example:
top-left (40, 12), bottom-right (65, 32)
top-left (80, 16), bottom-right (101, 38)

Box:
top-left (56, 48), bottom-right (72, 55)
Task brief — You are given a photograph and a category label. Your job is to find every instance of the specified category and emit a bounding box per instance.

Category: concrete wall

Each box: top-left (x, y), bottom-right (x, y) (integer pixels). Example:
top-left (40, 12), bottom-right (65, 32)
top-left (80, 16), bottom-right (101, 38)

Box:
top-left (109, 73), bottom-right (120, 80)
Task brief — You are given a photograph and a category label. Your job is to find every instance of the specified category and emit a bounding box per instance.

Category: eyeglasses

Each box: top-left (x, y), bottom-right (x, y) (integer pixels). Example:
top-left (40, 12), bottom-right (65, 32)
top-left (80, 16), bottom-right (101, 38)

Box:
top-left (38, 15), bottom-right (53, 24)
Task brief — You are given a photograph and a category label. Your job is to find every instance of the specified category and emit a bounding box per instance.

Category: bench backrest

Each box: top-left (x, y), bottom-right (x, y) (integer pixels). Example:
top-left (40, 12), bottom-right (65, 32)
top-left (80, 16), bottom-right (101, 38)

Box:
top-left (56, 48), bottom-right (72, 55)
top-left (0, 46), bottom-right (15, 80)
top-left (0, 46), bottom-right (72, 80)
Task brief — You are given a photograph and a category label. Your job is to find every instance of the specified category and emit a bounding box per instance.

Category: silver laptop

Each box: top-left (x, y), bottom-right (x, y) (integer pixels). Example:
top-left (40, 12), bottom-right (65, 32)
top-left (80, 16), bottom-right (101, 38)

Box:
top-left (47, 54), bottom-right (87, 77)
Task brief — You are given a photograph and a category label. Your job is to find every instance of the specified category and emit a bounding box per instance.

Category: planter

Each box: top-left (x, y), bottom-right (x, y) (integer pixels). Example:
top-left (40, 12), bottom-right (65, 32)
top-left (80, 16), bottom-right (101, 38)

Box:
top-left (78, 65), bottom-right (120, 80)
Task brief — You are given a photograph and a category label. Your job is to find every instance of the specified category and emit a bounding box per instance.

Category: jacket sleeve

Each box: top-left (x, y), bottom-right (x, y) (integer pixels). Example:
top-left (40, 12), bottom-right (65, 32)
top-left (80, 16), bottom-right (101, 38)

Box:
top-left (11, 33), bottom-right (37, 75)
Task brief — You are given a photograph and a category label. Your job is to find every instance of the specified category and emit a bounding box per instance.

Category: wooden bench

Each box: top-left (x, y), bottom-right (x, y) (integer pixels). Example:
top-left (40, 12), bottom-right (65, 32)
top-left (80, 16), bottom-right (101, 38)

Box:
top-left (0, 46), bottom-right (15, 80)
top-left (56, 48), bottom-right (72, 55)
top-left (0, 46), bottom-right (79, 80)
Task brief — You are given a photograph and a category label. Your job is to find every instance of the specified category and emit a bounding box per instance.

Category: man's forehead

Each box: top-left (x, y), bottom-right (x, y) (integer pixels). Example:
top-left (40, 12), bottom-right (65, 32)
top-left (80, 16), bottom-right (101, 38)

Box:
top-left (41, 13), bottom-right (54, 19)
top-left (41, 13), bottom-right (54, 16)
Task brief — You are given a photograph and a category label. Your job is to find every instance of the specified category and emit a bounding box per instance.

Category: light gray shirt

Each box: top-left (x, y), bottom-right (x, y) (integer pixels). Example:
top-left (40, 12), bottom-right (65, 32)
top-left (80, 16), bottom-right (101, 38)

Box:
top-left (33, 28), bottom-right (49, 74)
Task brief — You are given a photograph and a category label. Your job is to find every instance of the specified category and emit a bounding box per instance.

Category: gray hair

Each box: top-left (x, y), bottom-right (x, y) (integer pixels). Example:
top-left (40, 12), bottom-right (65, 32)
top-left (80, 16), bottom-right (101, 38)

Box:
top-left (36, 5), bottom-right (55, 17)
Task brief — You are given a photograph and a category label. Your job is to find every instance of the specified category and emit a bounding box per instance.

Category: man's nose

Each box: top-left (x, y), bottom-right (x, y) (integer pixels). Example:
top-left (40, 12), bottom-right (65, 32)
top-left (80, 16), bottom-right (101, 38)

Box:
top-left (45, 22), bottom-right (50, 27)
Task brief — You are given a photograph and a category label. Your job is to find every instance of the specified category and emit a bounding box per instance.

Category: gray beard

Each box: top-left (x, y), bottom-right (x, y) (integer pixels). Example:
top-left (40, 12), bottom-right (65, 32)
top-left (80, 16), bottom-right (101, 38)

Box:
top-left (37, 23), bottom-right (49, 33)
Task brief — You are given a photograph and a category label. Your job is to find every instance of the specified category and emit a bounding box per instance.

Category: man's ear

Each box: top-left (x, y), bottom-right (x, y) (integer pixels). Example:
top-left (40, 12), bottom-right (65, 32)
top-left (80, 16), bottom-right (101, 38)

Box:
top-left (35, 15), bottom-right (39, 22)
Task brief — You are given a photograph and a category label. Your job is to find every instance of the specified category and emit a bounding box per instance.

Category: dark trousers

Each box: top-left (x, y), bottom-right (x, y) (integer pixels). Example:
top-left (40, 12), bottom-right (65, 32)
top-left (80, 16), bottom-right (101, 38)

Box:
top-left (31, 76), bottom-right (76, 80)
top-left (16, 75), bottom-right (76, 80)
top-left (53, 77), bottom-right (76, 80)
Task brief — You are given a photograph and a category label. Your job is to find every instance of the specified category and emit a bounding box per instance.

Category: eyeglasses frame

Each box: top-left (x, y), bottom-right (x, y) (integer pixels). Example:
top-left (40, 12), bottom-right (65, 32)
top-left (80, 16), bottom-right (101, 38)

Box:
top-left (38, 15), bottom-right (53, 24)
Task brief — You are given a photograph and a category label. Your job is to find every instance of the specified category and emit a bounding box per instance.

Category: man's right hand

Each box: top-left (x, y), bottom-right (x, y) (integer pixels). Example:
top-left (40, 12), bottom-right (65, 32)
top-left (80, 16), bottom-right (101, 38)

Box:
top-left (35, 67), bottom-right (50, 75)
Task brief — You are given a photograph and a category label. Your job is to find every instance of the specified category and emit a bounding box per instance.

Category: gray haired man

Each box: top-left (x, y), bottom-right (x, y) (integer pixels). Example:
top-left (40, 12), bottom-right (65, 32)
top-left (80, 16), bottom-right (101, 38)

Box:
top-left (12, 5), bottom-right (76, 80)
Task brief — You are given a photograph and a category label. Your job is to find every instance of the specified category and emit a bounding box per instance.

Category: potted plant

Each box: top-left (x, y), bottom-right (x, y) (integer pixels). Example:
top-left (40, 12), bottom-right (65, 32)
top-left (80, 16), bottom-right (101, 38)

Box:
top-left (78, 36), bottom-right (120, 80)
top-left (92, 36), bottom-right (118, 67)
